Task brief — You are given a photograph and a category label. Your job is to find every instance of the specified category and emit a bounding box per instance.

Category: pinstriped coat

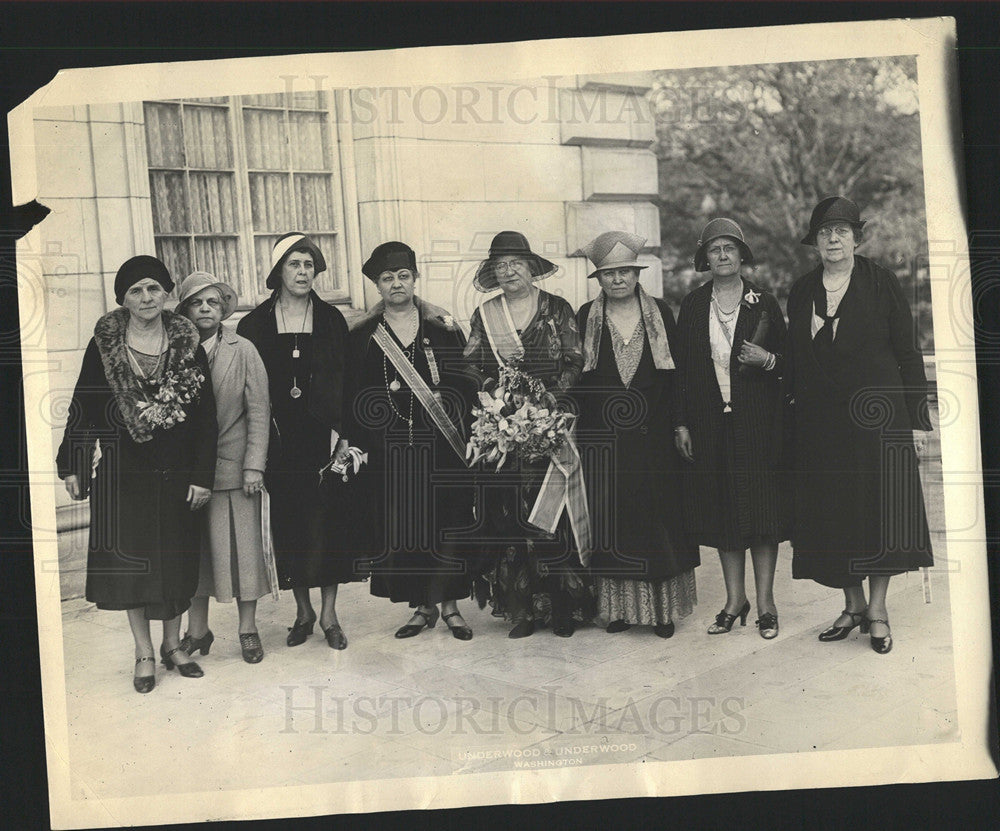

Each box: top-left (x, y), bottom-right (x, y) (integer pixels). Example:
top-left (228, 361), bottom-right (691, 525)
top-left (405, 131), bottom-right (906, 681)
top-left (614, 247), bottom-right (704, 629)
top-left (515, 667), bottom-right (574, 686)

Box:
top-left (672, 279), bottom-right (790, 548)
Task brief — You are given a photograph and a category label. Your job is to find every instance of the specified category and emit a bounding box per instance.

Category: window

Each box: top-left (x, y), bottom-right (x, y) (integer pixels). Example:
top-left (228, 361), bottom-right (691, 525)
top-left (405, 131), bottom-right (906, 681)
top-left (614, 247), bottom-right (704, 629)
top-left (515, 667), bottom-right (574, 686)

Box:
top-left (144, 92), bottom-right (349, 306)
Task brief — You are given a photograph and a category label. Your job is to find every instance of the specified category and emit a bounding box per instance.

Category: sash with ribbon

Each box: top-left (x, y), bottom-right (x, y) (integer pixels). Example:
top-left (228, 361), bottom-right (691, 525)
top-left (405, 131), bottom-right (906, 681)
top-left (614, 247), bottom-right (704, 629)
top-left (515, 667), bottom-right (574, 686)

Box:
top-left (372, 323), bottom-right (468, 465)
top-left (477, 296), bottom-right (592, 565)
top-left (480, 294), bottom-right (526, 365)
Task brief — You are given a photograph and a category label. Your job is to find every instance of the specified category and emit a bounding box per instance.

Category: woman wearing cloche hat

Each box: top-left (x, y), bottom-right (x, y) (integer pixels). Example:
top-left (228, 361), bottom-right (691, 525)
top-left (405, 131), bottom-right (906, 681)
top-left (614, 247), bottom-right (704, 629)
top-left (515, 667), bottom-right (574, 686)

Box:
top-left (237, 232), bottom-right (363, 651)
top-left (673, 218), bottom-right (789, 642)
top-left (176, 272), bottom-right (273, 665)
top-left (463, 231), bottom-right (592, 639)
top-left (574, 231), bottom-right (700, 639)
top-left (786, 196), bottom-right (933, 654)
top-left (56, 255), bottom-right (218, 693)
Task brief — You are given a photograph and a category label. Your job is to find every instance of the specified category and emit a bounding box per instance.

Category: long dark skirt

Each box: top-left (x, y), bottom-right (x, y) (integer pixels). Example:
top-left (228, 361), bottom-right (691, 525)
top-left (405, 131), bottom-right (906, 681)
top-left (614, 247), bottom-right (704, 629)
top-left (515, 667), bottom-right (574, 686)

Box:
top-left (474, 460), bottom-right (595, 626)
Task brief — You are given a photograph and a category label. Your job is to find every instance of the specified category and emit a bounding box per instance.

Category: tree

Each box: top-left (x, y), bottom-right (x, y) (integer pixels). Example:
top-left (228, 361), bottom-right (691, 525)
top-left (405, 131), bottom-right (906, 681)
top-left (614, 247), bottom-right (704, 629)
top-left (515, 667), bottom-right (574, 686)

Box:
top-left (650, 57), bottom-right (931, 347)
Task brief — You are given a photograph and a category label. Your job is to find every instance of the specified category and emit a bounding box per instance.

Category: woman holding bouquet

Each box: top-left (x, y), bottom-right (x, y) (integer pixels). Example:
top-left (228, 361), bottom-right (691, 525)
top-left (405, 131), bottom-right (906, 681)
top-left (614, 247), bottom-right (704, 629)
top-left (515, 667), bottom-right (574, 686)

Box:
top-left (673, 219), bottom-right (788, 641)
top-left (57, 255), bottom-right (217, 693)
top-left (575, 232), bottom-right (699, 638)
top-left (351, 242), bottom-right (478, 640)
top-left (787, 197), bottom-right (932, 654)
top-left (237, 233), bottom-right (361, 650)
top-left (463, 231), bottom-right (591, 638)
top-left (176, 271), bottom-right (271, 664)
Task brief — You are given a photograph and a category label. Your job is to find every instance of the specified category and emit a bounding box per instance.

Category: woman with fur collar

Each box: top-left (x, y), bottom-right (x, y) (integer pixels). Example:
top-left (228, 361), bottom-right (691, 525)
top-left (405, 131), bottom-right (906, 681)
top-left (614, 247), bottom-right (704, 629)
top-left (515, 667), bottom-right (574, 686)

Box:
top-left (57, 255), bottom-right (218, 693)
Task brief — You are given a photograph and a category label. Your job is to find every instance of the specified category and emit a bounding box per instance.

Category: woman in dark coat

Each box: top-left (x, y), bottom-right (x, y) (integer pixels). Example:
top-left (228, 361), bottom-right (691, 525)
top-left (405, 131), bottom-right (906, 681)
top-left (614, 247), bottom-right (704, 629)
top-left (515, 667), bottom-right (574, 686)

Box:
top-left (236, 232), bottom-right (361, 651)
top-left (462, 231), bottom-right (592, 639)
top-left (57, 255), bottom-right (217, 693)
top-left (673, 219), bottom-right (788, 640)
top-left (787, 196), bottom-right (933, 654)
top-left (350, 242), bottom-right (478, 640)
top-left (575, 232), bottom-right (699, 638)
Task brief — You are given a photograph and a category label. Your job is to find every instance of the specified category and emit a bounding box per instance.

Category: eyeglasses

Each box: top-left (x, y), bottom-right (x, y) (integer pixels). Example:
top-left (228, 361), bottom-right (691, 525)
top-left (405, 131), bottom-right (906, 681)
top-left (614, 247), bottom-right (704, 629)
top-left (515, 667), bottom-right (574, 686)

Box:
top-left (817, 225), bottom-right (853, 240)
top-left (493, 259), bottom-right (527, 275)
top-left (707, 243), bottom-right (739, 257)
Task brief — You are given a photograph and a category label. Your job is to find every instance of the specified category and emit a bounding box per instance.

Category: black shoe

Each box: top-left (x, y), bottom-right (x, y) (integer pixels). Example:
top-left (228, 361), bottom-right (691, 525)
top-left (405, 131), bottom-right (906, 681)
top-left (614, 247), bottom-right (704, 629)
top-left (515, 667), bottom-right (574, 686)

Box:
top-left (286, 617), bottom-right (316, 647)
top-left (323, 623), bottom-right (348, 650)
top-left (756, 612), bottom-right (779, 640)
top-left (180, 629), bottom-right (214, 656)
top-left (160, 644), bottom-right (204, 678)
top-left (552, 617), bottom-right (575, 638)
top-left (653, 622), bottom-right (675, 639)
top-left (133, 656), bottom-right (155, 694)
top-left (395, 607), bottom-right (439, 639)
top-left (239, 632), bottom-right (264, 663)
top-left (508, 620), bottom-right (534, 639)
top-left (707, 599), bottom-right (751, 634)
top-left (865, 617), bottom-right (893, 654)
top-left (442, 611), bottom-right (473, 641)
top-left (818, 609), bottom-right (867, 642)
top-left (606, 619), bottom-right (632, 634)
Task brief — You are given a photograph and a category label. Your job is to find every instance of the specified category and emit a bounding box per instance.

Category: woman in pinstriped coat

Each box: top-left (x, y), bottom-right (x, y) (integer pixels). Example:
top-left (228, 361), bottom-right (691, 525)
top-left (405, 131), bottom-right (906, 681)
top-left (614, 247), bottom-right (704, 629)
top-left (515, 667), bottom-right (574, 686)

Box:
top-left (672, 219), bottom-right (789, 641)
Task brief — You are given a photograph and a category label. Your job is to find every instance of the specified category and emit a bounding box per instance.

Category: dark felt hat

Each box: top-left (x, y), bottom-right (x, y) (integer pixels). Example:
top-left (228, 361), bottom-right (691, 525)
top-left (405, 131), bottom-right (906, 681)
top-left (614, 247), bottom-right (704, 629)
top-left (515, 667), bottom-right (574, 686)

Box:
top-left (265, 232), bottom-right (327, 290)
top-left (694, 218), bottom-right (755, 272)
top-left (473, 231), bottom-right (558, 292)
top-left (801, 196), bottom-right (866, 246)
top-left (362, 241), bottom-right (418, 281)
top-left (114, 255), bottom-right (173, 305)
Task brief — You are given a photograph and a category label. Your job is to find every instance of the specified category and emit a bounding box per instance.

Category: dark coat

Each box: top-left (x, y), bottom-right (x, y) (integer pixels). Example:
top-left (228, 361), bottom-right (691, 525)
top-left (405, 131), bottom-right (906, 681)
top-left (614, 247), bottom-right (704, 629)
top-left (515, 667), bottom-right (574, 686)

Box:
top-left (236, 290), bottom-right (351, 436)
top-left (575, 297), bottom-right (700, 581)
top-left (672, 279), bottom-right (789, 548)
top-left (350, 308), bottom-right (479, 604)
top-left (787, 255), bottom-right (932, 587)
top-left (56, 310), bottom-right (217, 614)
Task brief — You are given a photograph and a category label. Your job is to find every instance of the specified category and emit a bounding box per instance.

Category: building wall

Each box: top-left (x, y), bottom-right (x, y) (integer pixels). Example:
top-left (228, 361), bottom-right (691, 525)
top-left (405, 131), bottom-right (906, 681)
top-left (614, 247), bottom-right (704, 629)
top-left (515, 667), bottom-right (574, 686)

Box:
top-left (37, 75), bottom-right (663, 598)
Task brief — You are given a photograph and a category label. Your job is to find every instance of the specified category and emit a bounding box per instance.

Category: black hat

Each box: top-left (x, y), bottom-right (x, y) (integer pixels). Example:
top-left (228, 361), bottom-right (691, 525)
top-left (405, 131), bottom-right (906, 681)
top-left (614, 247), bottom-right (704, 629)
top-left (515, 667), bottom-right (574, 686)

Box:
top-left (473, 231), bottom-right (558, 292)
top-left (114, 255), bottom-right (173, 305)
top-left (694, 218), bottom-right (755, 272)
top-left (362, 241), bottom-right (418, 282)
top-left (265, 232), bottom-right (327, 290)
top-left (801, 196), bottom-right (866, 246)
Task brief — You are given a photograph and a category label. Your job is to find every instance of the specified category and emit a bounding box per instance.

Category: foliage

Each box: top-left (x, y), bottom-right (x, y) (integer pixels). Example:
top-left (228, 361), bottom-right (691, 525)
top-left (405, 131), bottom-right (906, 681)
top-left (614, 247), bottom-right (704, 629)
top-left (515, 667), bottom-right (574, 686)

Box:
top-left (650, 57), bottom-right (933, 348)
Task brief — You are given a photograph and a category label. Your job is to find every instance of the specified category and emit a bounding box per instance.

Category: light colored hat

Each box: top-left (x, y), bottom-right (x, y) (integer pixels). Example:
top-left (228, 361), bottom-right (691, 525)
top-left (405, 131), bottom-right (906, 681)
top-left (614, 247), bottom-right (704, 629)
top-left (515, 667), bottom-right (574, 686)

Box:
top-left (177, 271), bottom-right (238, 320)
top-left (573, 231), bottom-right (649, 280)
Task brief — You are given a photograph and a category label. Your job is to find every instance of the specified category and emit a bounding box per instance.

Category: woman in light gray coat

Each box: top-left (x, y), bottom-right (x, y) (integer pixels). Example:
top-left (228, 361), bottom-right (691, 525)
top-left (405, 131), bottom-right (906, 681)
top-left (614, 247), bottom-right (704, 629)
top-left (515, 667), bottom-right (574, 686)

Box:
top-left (177, 271), bottom-right (272, 663)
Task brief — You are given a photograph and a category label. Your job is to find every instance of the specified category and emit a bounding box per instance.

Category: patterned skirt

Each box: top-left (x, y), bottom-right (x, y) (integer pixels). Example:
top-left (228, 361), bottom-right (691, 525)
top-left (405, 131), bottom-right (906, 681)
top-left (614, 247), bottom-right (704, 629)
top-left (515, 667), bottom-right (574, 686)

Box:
top-left (596, 571), bottom-right (697, 626)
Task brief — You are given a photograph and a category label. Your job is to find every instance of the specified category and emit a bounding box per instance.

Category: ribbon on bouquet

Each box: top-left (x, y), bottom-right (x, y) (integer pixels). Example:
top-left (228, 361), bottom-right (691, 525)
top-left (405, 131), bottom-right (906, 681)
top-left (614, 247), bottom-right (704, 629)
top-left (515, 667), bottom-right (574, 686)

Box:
top-left (260, 488), bottom-right (280, 601)
top-left (373, 323), bottom-right (468, 465)
top-left (527, 428), bottom-right (592, 567)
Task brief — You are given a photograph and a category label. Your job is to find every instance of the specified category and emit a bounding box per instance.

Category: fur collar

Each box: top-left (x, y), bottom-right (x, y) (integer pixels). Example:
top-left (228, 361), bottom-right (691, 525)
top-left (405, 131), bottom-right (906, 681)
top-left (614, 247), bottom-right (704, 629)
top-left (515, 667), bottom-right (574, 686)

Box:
top-left (94, 308), bottom-right (201, 443)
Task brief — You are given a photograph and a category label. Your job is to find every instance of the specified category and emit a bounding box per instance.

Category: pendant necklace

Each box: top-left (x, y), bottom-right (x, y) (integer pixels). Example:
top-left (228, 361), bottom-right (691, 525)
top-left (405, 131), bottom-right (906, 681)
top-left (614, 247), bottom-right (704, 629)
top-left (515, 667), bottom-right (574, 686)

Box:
top-left (278, 297), bottom-right (311, 399)
top-left (382, 312), bottom-right (418, 445)
top-left (385, 308), bottom-right (418, 393)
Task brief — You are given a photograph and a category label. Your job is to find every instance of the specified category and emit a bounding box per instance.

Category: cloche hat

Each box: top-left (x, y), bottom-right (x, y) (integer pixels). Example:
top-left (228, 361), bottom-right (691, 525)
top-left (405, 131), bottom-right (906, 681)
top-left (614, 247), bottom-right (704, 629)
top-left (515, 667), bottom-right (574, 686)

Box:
top-left (573, 231), bottom-right (649, 280)
top-left (801, 196), bottom-right (866, 246)
top-left (177, 271), bottom-right (238, 320)
top-left (265, 232), bottom-right (327, 290)
top-left (694, 218), bottom-right (755, 272)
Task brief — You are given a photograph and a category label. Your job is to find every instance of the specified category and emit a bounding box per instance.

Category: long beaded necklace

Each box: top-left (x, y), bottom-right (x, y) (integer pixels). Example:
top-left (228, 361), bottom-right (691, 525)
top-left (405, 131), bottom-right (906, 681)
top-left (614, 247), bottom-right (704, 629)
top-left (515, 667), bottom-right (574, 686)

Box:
top-left (277, 297), bottom-right (311, 399)
top-left (710, 288), bottom-right (741, 373)
top-left (382, 309), bottom-right (419, 445)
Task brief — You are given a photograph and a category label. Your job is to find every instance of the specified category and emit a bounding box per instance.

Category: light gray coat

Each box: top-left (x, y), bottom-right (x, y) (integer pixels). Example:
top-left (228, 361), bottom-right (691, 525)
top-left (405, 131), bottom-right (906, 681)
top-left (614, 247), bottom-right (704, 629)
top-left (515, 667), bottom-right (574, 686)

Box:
top-left (209, 324), bottom-right (269, 491)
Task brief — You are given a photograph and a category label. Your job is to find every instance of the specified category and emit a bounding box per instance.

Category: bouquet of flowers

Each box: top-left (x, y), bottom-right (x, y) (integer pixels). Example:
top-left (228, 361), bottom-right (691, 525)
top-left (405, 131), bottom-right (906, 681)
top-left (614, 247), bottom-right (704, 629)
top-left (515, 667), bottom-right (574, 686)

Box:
top-left (467, 362), bottom-right (575, 469)
top-left (136, 364), bottom-right (205, 431)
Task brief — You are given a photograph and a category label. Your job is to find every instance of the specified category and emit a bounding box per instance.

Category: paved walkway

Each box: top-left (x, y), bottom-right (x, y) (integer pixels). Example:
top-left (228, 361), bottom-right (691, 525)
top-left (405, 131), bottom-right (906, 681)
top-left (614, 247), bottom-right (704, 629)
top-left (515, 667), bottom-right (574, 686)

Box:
top-left (57, 539), bottom-right (955, 800)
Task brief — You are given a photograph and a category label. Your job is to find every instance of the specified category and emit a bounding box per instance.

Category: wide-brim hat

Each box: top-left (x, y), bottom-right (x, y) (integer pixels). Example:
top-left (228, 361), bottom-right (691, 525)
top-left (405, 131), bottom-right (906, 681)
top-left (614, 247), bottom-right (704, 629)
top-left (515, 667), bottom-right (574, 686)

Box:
top-left (114, 254), bottom-right (173, 305)
top-left (694, 218), bottom-right (755, 272)
top-left (473, 230), bottom-right (558, 292)
top-left (801, 196), bottom-right (866, 246)
top-left (177, 271), bottom-right (238, 320)
top-left (265, 232), bottom-right (327, 290)
top-left (362, 241), bottom-right (418, 281)
top-left (573, 230), bottom-right (650, 280)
